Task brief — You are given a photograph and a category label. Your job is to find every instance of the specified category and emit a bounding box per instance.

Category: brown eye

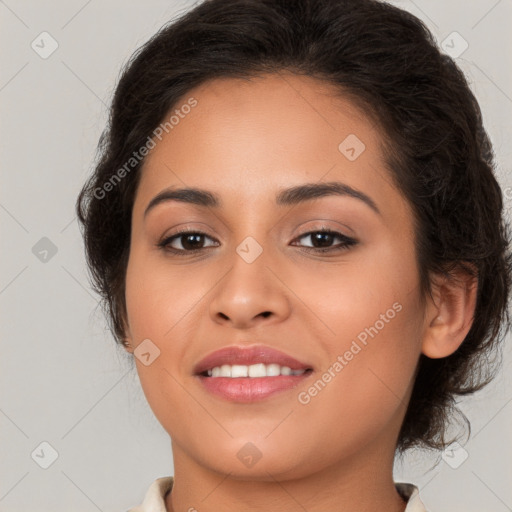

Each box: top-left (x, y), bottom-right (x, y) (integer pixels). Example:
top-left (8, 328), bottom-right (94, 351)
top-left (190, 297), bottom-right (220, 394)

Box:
top-left (158, 230), bottom-right (219, 253)
top-left (292, 229), bottom-right (357, 253)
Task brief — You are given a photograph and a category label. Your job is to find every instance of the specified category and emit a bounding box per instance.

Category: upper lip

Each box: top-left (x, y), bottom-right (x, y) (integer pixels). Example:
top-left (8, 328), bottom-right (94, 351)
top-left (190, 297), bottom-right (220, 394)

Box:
top-left (193, 345), bottom-right (313, 375)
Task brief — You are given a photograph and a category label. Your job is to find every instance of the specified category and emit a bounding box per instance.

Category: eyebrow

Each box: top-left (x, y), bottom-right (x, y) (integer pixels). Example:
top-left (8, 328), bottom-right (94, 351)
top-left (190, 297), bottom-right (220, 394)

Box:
top-left (143, 181), bottom-right (380, 218)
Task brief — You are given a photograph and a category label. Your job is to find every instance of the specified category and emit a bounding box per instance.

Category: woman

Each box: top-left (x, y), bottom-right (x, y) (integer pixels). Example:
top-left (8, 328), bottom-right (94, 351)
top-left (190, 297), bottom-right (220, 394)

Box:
top-left (76, 0), bottom-right (512, 510)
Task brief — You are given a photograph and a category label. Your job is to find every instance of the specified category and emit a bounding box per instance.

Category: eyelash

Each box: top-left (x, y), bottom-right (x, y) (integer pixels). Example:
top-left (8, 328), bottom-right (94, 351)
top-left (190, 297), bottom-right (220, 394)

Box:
top-left (157, 227), bottom-right (358, 256)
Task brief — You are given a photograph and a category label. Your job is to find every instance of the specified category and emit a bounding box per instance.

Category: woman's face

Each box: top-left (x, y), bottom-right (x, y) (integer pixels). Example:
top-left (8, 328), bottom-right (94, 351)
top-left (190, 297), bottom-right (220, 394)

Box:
top-left (124, 72), bottom-right (428, 479)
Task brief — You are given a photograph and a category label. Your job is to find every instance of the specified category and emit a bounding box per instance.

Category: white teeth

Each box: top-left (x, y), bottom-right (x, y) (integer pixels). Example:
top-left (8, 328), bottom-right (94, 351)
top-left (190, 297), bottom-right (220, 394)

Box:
top-left (231, 365), bottom-right (248, 378)
top-left (205, 363), bottom-right (307, 378)
top-left (248, 363), bottom-right (266, 377)
top-left (266, 363), bottom-right (281, 376)
top-left (220, 364), bottom-right (231, 377)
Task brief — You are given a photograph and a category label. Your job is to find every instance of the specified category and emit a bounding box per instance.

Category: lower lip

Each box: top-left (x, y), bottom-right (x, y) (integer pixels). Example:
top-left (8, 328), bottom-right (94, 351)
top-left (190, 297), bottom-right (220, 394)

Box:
top-left (196, 372), bottom-right (312, 402)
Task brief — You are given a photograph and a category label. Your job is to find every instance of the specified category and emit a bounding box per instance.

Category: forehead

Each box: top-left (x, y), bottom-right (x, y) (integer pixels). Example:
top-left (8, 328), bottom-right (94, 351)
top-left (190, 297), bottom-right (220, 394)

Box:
top-left (134, 72), bottom-right (396, 213)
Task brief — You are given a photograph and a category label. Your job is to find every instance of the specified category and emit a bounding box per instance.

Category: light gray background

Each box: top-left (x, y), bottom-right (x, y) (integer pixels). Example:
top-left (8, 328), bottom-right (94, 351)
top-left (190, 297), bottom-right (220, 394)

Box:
top-left (1, 1), bottom-right (511, 511)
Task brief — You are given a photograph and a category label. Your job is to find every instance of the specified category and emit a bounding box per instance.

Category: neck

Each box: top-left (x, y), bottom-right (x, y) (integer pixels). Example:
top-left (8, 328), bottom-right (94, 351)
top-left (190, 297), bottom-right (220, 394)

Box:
top-left (165, 432), bottom-right (407, 512)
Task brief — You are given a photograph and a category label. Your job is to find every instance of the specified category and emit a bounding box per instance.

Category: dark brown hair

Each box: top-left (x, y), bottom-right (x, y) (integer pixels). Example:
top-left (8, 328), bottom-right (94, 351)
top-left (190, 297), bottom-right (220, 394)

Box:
top-left (76, 0), bottom-right (512, 454)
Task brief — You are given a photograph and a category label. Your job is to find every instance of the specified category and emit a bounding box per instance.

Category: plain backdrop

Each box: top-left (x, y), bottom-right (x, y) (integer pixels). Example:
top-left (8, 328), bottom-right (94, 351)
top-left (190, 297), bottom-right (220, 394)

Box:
top-left (1, 1), bottom-right (511, 511)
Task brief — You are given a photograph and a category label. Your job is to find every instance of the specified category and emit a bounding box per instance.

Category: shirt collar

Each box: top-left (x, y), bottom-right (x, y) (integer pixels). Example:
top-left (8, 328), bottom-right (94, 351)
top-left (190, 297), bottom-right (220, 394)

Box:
top-left (128, 477), bottom-right (428, 512)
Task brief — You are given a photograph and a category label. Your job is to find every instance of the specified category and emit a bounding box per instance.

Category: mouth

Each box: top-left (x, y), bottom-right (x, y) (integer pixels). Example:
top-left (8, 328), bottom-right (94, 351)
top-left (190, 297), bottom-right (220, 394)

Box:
top-left (193, 345), bottom-right (314, 402)
top-left (193, 344), bottom-right (313, 375)
top-left (199, 364), bottom-right (313, 378)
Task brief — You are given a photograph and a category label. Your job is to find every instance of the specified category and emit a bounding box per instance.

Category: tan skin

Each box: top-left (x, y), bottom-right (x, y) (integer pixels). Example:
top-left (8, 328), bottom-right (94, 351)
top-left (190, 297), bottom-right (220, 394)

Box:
top-left (122, 72), bottom-right (477, 512)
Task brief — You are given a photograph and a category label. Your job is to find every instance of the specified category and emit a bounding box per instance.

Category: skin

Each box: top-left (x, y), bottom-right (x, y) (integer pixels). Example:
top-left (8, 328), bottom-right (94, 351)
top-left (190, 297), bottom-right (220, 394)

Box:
top-left (122, 72), bottom-right (477, 512)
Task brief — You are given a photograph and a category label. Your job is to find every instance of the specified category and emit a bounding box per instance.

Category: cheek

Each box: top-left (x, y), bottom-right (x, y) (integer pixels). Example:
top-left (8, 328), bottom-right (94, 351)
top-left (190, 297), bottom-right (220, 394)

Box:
top-left (124, 247), bottom-right (208, 341)
top-left (291, 298), bottom-right (423, 469)
top-left (303, 232), bottom-right (422, 348)
top-left (299, 237), bottom-right (423, 403)
top-left (124, 248), bottom-right (215, 424)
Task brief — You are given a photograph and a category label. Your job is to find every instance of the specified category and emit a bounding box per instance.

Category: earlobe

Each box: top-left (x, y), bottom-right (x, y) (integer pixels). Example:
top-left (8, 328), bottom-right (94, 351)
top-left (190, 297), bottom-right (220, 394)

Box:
top-left (123, 338), bottom-right (134, 354)
top-left (121, 316), bottom-right (134, 354)
top-left (421, 266), bottom-right (478, 359)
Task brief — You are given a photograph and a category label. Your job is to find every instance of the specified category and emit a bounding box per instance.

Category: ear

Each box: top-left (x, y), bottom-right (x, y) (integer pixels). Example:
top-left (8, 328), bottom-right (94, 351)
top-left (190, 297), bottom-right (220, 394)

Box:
top-left (421, 264), bottom-right (478, 359)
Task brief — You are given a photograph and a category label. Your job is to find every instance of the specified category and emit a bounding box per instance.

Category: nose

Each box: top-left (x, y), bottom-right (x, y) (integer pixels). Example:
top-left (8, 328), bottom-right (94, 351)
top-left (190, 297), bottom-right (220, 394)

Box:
top-left (208, 244), bottom-right (291, 329)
